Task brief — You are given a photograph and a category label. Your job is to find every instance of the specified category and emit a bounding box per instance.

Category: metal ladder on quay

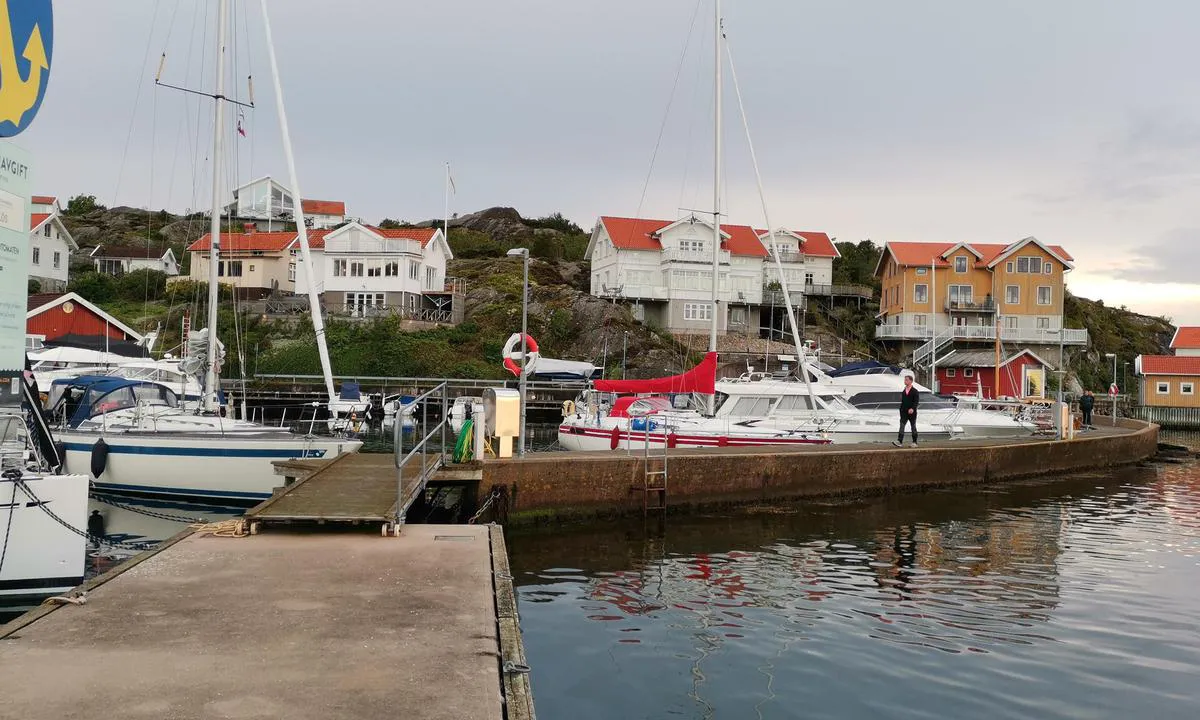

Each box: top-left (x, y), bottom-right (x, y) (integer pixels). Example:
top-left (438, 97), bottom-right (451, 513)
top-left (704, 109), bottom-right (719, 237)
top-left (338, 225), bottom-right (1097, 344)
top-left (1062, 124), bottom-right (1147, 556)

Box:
top-left (632, 423), bottom-right (668, 514)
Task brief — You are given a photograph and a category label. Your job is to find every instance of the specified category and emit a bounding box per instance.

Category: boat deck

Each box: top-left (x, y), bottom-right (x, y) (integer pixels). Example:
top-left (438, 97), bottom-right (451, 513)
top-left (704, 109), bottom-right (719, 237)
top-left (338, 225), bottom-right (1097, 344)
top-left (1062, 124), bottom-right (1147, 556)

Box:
top-left (0, 526), bottom-right (520, 720)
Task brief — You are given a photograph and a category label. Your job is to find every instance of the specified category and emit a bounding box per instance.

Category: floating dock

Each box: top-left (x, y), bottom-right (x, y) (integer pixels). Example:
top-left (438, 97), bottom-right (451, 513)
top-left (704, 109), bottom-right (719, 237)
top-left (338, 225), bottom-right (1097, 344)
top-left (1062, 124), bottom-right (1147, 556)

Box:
top-left (0, 525), bottom-right (532, 720)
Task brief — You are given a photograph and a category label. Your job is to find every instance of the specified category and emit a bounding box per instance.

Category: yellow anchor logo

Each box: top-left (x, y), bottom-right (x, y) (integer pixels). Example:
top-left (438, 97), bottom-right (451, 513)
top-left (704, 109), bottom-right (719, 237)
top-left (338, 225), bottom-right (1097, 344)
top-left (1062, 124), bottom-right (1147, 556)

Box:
top-left (0, 0), bottom-right (52, 136)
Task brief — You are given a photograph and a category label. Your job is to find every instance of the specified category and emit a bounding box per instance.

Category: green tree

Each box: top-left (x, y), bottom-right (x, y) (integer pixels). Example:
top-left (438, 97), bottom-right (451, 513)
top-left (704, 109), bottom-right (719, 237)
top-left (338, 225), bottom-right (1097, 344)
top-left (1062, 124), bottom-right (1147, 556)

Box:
top-left (114, 269), bottom-right (169, 302)
top-left (68, 271), bottom-right (116, 303)
top-left (27, 278), bottom-right (40, 294)
top-left (65, 194), bottom-right (105, 216)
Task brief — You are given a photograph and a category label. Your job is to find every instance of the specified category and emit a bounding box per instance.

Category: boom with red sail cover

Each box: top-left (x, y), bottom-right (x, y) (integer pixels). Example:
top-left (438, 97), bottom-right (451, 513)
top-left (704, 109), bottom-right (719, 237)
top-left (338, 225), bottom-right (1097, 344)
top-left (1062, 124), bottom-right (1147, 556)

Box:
top-left (593, 352), bottom-right (716, 395)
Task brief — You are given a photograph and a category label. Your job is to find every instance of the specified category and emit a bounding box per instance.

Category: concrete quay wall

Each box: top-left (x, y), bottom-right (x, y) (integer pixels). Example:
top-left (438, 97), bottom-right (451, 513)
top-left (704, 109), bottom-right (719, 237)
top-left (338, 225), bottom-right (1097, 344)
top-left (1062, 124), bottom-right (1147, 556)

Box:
top-left (480, 421), bottom-right (1159, 524)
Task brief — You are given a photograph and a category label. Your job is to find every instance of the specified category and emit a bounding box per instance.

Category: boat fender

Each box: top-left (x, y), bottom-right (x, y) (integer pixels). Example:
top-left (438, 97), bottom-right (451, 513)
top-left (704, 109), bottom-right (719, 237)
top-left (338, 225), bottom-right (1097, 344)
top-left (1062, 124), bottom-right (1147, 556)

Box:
top-left (667, 433), bottom-right (678, 449)
top-left (717, 436), bottom-right (729, 447)
top-left (610, 426), bottom-right (621, 450)
top-left (562, 400), bottom-right (576, 417)
top-left (90, 439), bottom-right (109, 479)
top-left (502, 333), bottom-right (540, 377)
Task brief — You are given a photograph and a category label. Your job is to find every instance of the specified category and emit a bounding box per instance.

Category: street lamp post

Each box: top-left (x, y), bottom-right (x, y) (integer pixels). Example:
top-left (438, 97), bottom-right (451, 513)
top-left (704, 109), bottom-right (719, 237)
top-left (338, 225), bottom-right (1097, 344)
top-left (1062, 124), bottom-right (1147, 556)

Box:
top-left (622, 331), bottom-right (628, 379)
top-left (507, 247), bottom-right (530, 456)
top-left (1105, 352), bottom-right (1117, 426)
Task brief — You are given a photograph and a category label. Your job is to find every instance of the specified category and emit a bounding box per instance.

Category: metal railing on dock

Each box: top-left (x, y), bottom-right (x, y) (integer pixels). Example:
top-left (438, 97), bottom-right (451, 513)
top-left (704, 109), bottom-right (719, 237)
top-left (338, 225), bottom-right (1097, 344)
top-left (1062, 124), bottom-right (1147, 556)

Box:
top-left (393, 382), bottom-right (451, 528)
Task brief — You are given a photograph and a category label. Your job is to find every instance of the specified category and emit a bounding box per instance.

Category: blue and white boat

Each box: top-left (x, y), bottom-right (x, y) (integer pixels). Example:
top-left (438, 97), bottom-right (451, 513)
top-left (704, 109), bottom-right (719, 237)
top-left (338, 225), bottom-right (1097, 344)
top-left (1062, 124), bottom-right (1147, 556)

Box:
top-left (50, 377), bottom-right (360, 504)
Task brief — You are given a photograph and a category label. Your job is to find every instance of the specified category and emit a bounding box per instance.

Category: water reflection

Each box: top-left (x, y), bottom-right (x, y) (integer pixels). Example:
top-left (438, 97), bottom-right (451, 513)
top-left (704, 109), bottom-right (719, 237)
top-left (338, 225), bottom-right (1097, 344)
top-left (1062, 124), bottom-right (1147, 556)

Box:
top-left (510, 464), bottom-right (1200, 720)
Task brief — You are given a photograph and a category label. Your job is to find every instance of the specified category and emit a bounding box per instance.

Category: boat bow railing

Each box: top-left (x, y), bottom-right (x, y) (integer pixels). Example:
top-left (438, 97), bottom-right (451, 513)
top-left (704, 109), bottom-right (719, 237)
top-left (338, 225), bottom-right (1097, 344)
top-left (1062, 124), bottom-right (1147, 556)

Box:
top-left (392, 382), bottom-right (450, 527)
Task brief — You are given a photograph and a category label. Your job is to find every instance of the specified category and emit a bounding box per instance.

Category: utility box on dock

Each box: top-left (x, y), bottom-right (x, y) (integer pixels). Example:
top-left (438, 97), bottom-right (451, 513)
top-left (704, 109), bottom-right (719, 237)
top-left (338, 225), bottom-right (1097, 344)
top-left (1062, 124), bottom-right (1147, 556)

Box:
top-left (484, 388), bottom-right (521, 458)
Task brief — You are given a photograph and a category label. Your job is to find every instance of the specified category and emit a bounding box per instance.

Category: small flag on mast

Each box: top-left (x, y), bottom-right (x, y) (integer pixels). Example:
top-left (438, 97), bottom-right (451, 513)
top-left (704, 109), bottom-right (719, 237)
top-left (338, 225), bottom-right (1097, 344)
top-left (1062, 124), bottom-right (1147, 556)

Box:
top-left (237, 111), bottom-right (247, 137)
top-left (447, 163), bottom-right (456, 194)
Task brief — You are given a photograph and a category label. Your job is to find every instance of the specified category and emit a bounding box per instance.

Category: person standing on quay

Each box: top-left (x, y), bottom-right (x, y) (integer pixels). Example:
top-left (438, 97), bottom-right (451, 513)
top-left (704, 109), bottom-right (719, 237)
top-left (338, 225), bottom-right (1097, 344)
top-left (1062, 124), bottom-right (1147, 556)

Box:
top-left (1080, 389), bottom-right (1095, 428)
top-left (894, 374), bottom-right (920, 447)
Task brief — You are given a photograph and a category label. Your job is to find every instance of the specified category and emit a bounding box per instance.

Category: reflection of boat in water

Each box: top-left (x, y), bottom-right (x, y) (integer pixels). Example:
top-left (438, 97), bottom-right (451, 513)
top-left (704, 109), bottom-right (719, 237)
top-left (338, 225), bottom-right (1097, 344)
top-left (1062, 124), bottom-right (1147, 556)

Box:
top-left (90, 495), bottom-right (242, 554)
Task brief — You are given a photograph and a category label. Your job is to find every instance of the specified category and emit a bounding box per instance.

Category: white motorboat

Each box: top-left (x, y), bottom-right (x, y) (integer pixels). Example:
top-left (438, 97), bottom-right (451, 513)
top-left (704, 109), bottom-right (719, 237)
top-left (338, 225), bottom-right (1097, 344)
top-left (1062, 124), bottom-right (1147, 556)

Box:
top-left (558, 358), bottom-right (959, 451)
top-left (817, 361), bottom-right (1036, 438)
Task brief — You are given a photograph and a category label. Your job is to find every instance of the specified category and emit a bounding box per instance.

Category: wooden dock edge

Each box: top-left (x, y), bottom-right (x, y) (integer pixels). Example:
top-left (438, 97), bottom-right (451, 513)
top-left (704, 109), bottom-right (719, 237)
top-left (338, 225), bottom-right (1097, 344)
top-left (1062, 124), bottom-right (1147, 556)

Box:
top-left (0, 524), bottom-right (201, 639)
top-left (489, 524), bottom-right (536, 720)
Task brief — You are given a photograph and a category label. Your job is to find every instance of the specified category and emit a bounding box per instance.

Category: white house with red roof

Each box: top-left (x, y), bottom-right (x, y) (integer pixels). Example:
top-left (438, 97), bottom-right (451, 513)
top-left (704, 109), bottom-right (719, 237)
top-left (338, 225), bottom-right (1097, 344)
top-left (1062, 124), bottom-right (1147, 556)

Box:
top-left (227, 176), bottom-right (349, 230)
top-left (29, 195), bottom-right (78, 292)
top-left (586, 214), bottom-right (840, 335)
top-left (1168, 327), bottom-right (1200, 358)
top-left (293, 222), bottom-right (453, 317)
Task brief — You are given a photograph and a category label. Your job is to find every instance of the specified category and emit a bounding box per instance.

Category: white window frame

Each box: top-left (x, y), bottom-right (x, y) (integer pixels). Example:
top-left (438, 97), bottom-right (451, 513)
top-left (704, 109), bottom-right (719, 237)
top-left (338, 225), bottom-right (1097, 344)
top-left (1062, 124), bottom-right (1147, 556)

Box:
top-left (916, 267), bottom-right (927, 275)
top-left (1182, 382), bottom-right (1195, 395)
top-left (1157, 382), bottom-right (1170, 395)
top-left (1043, 263), bottom-right (1053, 275)
top-left (1036, 316), bottom-right (1050, 329)
top-left (1006, 261), bottom-right (1014, 273)
top-left (1004, 316), bottom-right (1019, 329)
top-left (683, 302), bottom-right (713, 321)
top-left (350, 261), bottom-right (364, 277)
top-left (31, 246), bottom-right (40, 265)
top-left (385, 261), bottom-right (399, 277)
top-left (914, 314), bottom-right (927, 327)
top-left (52, 251), bottom-right (60, 268)
top-left (1037, 286), bottom-right (1052, 306)
top-left (946, 368), bottom-right (956, 377)
top-left (409, 261), bottom-right (420, 280)
top-left (1005, 285), bottom-right (1019, 305)
top-left (964, 368), bottom-right (975, 378)
top-left (954, 256), bottom-right (968, 273)
top-left (333, 259), bottom-right (348, 277)
top-left (948, 284), bottom-right (973, 305)
top-left (913, 283), bottom-right (928, 304)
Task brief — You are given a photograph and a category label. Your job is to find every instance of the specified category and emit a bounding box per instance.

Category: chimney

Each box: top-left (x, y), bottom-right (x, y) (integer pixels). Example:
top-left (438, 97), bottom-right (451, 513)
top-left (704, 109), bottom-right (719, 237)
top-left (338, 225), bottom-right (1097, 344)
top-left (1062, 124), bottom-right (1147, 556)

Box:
top-left (243, 223), bottom-right (256, 234)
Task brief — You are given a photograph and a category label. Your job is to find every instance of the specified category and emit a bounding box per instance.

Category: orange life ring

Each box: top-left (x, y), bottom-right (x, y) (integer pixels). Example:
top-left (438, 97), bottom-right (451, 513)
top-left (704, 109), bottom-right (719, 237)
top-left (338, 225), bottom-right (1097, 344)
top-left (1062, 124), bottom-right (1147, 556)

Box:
top-left (502, 333), bottom-right (540, 377)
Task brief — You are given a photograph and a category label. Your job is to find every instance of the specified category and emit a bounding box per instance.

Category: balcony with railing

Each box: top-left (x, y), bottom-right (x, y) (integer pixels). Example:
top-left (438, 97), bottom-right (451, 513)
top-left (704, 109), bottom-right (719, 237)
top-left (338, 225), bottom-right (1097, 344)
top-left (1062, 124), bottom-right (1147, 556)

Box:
top-left (945, 297), bottom-right (997, 313)
top-left (662, 248), bottom-right (731, 265)
top-left (768, 251), bottom-right (806, 264)
top-left (875, 324), bottom-right (1089, 345)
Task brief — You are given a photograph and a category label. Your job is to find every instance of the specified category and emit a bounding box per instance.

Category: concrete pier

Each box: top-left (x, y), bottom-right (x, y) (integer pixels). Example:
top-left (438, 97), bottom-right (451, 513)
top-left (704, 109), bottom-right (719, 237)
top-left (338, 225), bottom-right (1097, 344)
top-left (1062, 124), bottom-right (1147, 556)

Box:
top-left (0, 526), bottom-right (523, 720)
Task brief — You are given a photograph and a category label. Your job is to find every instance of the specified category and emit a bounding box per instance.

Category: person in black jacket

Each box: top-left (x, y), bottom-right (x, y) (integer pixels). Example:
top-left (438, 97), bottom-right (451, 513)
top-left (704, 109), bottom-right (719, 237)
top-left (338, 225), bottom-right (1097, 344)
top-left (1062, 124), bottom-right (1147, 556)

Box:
top-left (894, 374), bottom-right (920, 447)
top-left (1079, 389), bottom-right (1095, 428)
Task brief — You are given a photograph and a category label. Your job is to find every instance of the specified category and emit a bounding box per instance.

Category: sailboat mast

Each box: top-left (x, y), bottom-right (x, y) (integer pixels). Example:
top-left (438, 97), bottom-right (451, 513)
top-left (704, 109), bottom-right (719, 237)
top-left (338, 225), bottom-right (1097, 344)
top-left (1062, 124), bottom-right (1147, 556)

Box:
top-left (709, 0), bottom-right (722, 355)
top-left (260, 0), bottom-right (336, 401)
top-left (203, 0), bottom-right (230, 412)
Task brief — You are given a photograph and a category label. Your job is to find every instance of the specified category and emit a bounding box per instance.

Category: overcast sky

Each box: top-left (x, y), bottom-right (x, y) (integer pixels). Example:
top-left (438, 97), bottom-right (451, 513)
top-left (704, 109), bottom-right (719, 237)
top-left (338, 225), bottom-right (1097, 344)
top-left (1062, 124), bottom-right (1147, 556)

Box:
top-left (21, 0), bottom-right (1200, 322)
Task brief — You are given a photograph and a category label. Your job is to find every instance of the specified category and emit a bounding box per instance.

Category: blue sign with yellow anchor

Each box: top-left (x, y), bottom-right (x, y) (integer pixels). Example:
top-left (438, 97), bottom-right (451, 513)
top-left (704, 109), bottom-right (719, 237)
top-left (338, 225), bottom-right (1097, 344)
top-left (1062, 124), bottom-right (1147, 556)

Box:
top-left (0, 0), bottom-right (52, 137)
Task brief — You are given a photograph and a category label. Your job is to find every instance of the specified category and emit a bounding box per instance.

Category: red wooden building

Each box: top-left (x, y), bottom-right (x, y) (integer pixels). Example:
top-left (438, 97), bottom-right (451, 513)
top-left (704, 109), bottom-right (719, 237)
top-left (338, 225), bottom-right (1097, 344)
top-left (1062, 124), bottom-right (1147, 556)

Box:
top-left (27, 292), bottom-right (143, 346)
top-left (934, 348), bottom-right (1051, 399)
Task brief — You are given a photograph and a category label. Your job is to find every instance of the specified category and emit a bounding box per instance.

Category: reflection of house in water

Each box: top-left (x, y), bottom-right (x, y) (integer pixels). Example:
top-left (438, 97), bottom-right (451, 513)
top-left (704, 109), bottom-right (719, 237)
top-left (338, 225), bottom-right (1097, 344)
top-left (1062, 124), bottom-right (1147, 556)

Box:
top-left (870, 506), bottom-right (1068, 623)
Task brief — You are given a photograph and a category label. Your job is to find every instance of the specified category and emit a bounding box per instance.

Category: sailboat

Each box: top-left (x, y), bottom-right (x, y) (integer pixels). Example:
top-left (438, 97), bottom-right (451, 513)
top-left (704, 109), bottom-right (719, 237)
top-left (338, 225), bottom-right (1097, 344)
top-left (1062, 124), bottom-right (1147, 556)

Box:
top-left (53, 0), bottom-right (362, 504)
top-left (560, 3), bottom-right (956, 449)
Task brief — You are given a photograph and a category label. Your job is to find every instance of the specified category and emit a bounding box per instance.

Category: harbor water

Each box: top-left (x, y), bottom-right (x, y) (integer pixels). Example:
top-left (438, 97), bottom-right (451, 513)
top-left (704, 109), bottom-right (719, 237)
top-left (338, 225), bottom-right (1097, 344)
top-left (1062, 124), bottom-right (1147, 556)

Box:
top-left (509, 442), bottom-right (1200, 719)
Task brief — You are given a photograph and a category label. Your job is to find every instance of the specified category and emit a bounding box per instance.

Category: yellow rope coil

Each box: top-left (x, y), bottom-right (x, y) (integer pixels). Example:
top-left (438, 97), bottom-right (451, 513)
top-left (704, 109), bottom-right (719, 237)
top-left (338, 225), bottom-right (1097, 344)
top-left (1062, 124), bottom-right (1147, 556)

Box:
top-left (189, 519), bottom-right (248, 538)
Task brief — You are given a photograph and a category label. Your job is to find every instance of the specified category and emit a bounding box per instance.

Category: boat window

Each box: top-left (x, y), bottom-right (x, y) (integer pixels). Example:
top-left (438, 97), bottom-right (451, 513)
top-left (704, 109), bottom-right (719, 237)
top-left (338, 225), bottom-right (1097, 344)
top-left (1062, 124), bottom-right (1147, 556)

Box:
top-left (712, 392), bottom-right (729, 413)
top-left (730, 396), bottom-right (777, 416)
top-left (775, 395), bottom-right (813, 411)
top-left (821, 395), bottom-right (857, 412)
top-left (132, 384), bottom-right (179, 407)
top-left (86, 386), bottom-right (137, 417)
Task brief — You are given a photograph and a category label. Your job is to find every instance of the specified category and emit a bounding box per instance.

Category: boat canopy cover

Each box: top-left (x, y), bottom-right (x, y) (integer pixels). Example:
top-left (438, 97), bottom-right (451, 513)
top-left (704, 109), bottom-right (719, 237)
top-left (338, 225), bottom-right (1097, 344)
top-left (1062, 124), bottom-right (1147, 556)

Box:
top-left (594, 352), bottom-right (716, 395)
top-left (49, 375), bottom-right (179, 428)
top-left (827, 360), bottom-right (902, 377)
top-left (532, 357), bottom-right (601, 381)
top-left (609, 396), bottom-right (674, 418)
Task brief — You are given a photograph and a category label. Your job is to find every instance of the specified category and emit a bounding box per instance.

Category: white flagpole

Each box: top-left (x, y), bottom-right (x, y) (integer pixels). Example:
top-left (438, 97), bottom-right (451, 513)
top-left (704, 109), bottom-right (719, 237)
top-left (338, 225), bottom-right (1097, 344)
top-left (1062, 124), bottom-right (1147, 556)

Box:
top-left (444, 162), bottom-right (452, 242)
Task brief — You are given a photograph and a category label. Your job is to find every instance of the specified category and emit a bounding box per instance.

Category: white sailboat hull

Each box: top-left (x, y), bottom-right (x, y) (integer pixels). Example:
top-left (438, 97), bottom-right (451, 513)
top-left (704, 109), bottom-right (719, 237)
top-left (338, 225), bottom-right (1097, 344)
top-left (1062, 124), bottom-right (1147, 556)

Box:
top-left (57, 431), bottom-right (362, 504)
top-left (0, 473), bottom-right (89, 613)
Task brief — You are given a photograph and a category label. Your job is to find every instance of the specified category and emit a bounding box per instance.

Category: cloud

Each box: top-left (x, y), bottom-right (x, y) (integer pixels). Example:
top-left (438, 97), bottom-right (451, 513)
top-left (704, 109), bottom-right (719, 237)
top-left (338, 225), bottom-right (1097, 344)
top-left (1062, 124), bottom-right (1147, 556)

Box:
top-left (1111, 227), bottom-right (1200, 284)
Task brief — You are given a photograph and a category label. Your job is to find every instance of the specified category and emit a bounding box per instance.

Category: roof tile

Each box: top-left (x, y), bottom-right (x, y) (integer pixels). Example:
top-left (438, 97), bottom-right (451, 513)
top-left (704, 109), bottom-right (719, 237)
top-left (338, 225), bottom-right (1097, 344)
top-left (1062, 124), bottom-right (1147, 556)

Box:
top-left (1169, 327), bottom-right (1200, 350)
top-left (883, 241), bottom-right (1074, 270)
top-left (1140, 355), bottom-right (1200, 376)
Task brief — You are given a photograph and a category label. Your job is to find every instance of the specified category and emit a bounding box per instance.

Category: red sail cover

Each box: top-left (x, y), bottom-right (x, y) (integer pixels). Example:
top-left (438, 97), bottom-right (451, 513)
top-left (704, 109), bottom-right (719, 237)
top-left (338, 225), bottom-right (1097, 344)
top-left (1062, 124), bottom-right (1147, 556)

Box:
top-left (593, 352), bottom-right (716, 395)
